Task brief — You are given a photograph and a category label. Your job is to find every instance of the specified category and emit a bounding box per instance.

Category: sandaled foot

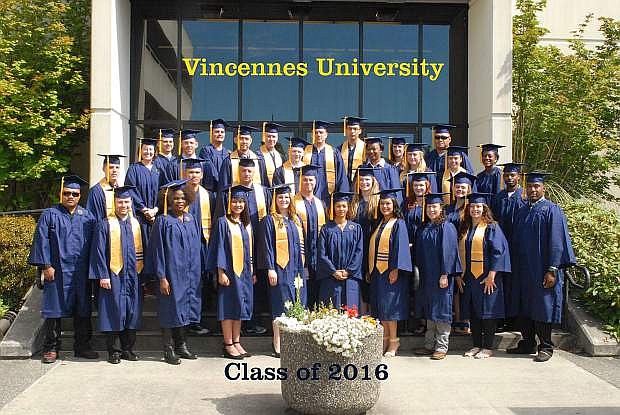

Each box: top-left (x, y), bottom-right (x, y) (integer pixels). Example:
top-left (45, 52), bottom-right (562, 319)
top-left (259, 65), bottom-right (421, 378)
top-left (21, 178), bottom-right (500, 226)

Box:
top-left (475, 349), bottom-right (493, 359)
top-left (384, 338), bottom-right (400, 357)
top-left (233, 341), bottom-right (251, 358)
top-left (463, 347), bottom-right (481, 357)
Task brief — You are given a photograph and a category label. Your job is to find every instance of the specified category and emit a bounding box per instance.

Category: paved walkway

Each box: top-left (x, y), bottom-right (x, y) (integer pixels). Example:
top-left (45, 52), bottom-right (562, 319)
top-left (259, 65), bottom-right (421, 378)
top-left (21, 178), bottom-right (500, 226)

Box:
top-left (1, 350), bottom-right (619, 414)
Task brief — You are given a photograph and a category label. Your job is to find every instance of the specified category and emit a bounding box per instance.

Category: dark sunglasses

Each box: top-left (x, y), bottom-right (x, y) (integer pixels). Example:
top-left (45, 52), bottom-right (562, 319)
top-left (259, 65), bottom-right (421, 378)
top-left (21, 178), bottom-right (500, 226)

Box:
top-left (434, 136), bottom-right (449, 140)
top-left (62, 191), bottom-right (80, 197)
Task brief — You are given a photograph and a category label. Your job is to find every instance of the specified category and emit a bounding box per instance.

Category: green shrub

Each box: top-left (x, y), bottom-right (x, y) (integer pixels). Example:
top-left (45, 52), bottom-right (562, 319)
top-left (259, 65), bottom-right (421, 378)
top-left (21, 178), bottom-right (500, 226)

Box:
top-left (0, 216), bottom-right (37, 311)
top-left (561, 201), bottom-right (620, 339)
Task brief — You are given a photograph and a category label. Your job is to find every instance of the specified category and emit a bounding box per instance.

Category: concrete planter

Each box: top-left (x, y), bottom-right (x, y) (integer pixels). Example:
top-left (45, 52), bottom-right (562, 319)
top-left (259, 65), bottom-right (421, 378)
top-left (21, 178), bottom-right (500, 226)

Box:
top-left (280, 326), bottom-right (383, 415)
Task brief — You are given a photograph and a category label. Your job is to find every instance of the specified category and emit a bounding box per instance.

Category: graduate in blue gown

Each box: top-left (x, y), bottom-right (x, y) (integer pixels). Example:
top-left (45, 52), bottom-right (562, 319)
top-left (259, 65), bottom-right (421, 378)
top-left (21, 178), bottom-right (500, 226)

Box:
top-left (367, 188), bottom-right (412, 357)
top-left (400, 142), bottom-right (437, 193)
top-left (257, 184), bottom-right (306, 357)
top-left (146, 179), bottom-right (203, 364)
top-left (387, 136), bottom-right (407, 175)
top-left (445, 172), bottom-right (477, 229)
top-left (425, 124), bottom-right (474, 174)
top-left (198, 119), bottom-right (231, 191)
top-left (318, 191), bottom-right (363, 311)
top-left (218, 125), bottom-right (269, 191)
top-left (403, 171), bottom-right (436, 245)
top-left (414, 193), bottom-right (462, 359)
top-left (89, 185), bottom-right (143, 364)
top-left (339, 116), bottom-right (367, 187)
top-left (207, 185), bottom-right (255, 359)
top-left (153, 129), bottom-right (178, 185)
top-left (508, 172), bottom-right (576, 362)
top-left (163, 129), bottom-right (202, 182)
top-left (491, 162), bottom-right (526, 328)
top-left (272, 136), bottom-right (309, 194)
top-left (455, 193), bottom-right (511, 359)
top-left (293, 164), bottom-right (328, 310)
top-left (29, 175), bottom-right (98, 363)
top-left (475, 144), bottom-right (506, 199)
top-left (87, 154), bottom-right (126, 221)
top-left (304, 120), bottom-right (350, 203)
top-left (350, 167), bottom-right (380, 313)
top-left (361, 137), bottom-right (402, 206)
top-left (124, 138), bottom-right (162, 249)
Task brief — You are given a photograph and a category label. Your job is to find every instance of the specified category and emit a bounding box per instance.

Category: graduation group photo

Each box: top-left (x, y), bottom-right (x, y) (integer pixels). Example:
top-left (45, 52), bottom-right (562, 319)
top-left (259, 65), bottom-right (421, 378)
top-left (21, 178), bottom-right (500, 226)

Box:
top-left (1, 1), bottom-right (619, 414)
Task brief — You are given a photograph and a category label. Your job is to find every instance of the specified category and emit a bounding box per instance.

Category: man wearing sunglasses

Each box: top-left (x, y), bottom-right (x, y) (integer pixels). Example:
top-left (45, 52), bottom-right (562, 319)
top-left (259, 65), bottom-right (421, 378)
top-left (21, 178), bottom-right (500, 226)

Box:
top-left (425, 124), bottom-right (474, 175)
top-left (29, 175), bottom-right (99, 363)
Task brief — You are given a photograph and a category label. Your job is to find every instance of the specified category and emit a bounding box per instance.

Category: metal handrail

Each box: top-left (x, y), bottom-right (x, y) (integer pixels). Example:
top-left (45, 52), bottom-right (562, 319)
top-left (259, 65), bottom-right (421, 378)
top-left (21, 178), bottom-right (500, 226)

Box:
top-left (0, 209), bottom-right (45, 216)
top-left (562, 264), bottom-right (591, 330)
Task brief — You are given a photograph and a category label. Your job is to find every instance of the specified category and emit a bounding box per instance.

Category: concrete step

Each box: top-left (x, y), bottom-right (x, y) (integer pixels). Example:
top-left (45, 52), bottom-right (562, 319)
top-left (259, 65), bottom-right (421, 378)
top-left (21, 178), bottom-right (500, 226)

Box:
top-left (58, 330), bottom-right (575, 353)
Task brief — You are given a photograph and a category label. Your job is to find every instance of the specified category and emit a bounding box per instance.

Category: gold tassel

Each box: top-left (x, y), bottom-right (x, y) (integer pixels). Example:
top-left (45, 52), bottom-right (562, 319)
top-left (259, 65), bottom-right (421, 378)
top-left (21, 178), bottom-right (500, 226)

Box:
top-left (227, 187), bottom-right (232, 215)
top-left (521, 172), bottom-right (527, 200)
top-left (479, 145), bottom-right (483, 164)
top-left (105, 156), bottom-right (110, 184)
top-left (210, 121), bottom-right (213, 145)
top-left (343, 117), bottom-right (346, 137)
top-left (179, 159), bottom-right (184, 180)
top-left (262, 122), bottom-right (266, 145)
top-left (271, 191), bottom-right (277, 215)
top-left (356, 172), bottom-right (360, 194)
top-left (388, 139), bottom-right (392, 162)
top-left (178, 130), bottom-right (182, 156)
top-left (298, 169), bottom-right (302, 193)
top-left (330, 193), bottom-right (334, 221)
top-left (138, 140), bottom-right (142, 163)
top-left (312, 121), bottom-right (316, 145)
top-left (422, 194), bottom-right (425, 221)
top-left (59, 176), bottom-right (65, 203)
top-left (158, 129), bottom-right (163, 154)
top-left (406, 175), bottom-right (410, 198)
top-left (163, 188), bottom-right (169, 216)
top-left (237, 125), bottom-right (241, 150)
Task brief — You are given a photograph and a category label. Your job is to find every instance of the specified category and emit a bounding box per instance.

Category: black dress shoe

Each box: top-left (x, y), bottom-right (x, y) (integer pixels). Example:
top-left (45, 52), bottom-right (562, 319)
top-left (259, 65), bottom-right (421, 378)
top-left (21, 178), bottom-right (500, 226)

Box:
top-left (74, 349), bottom-right (99, 359)
top-left (164, 346), bottom-right (181, 365)
top-left (175, 343), bottom-right (198, 360)
top-left (222, 343), bottom-right (243, 360)
top-left (187, 323), bottom-right (210, 336)
top-left (244, 325), bottom-right (267, 335)
top-left (506, 345), bottom-right (537, 355)
top-left (534, 350), bottom-right (553, 362)
top-left (108, 352), bottom-right (121, 364)
top-left (121, 350), bottom-right (139, 361)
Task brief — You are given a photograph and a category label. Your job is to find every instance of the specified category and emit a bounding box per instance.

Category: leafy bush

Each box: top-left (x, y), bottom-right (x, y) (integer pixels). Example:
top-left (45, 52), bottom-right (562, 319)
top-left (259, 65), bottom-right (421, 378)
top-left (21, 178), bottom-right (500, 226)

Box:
top-left (561, 201), bottom-right (620, 339)
top-left (0, 216), bottom-right (37, 311)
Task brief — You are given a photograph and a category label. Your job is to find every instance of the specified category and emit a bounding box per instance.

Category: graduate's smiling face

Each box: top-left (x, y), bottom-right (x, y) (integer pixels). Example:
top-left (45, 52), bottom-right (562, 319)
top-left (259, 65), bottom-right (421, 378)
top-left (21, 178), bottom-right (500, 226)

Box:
top-left (407, 150), bottom-right (423, 167)
top-left (392, 144), bottom-right (405, 159)
top-left (115, 197), bottom-right (132, 216)
top-left (358, 175), bottom-right (373, 192)
top-left (161, 137), bottom-right (174, 154)
top-left (482, 150), bottom-right (498, 168)
top-left (314, 128), bottom-right (328, 145)
top-left (182, 138), bottom-right (197, 156)
top-left (239, 166), bottom-right (254, 185)
top-left (238, 135), bottom-right (252, 152)
top-left (413, 180), bottom-right (428, 197)
top-left (61, 187), bottom-right (80, 209)
top-left (504, 171), bottom-right (520, 188)
top-left (104, 163), bottom-right (120, 183)
top-left (276, 193), bottom-right (291, 211)
top-left (230, 197), bottom-right (246, 215)
top-left (212, 128), bottom-right (225, 144)
top-left (454, 183), bottom-right (470, 198)
top-left (290, 147), bottom-right (304, 164)
top-left (366, 143), bottom-right (383, 164)
top-left (301, 175), bottom-right (316, 195)
top-left (333, 200), bottom-right (349, 219)
top-left (447, 154), bottom-right (462, 171)
top-left (434, 133), bottom-right (451, 150)
top-left (379, 198), bottom-right (394, 217)
top-left (426, 203), bottom-right (442, 221)
top-left (185, 167), bottom-right (203, 185)
top-left (172, 189), bottom-right (187, 214)
top-left (141, 145), bottom-right (155, 162)
top-left (527, 182), bottom-right (545, 202)
top-left (469, 202), bottom-right (484, 219)
top-left (264, 132), bottom-right (278, 150)
top-left (346, 125), bottom-right (361, 141)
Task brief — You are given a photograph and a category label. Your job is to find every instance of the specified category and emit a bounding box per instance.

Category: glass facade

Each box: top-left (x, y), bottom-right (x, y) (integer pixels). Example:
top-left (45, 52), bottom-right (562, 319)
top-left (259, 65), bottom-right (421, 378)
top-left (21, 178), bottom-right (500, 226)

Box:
top-left (131, 2), bottom-right (467, 153)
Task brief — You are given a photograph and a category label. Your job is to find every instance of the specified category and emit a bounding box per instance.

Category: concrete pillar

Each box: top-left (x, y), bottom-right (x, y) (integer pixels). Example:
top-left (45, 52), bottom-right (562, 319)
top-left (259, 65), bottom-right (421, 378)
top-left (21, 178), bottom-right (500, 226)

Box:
top-left (90, 0), bottom-right (131, 185)
top-left (468, 0), bottom-right (513, 171)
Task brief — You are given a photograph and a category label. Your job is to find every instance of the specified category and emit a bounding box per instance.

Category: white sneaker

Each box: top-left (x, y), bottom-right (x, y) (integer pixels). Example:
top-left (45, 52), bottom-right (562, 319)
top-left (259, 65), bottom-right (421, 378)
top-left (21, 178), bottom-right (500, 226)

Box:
top-left (463, 347), bottom-right (480, 357)
top-left (475, 349), bottom-right (493, 359)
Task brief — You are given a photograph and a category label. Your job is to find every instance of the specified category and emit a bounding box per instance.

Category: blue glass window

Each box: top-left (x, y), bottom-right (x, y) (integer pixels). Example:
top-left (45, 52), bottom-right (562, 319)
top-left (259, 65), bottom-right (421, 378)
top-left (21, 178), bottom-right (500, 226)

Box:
top-left (422, 25), bottom-right (450, 123)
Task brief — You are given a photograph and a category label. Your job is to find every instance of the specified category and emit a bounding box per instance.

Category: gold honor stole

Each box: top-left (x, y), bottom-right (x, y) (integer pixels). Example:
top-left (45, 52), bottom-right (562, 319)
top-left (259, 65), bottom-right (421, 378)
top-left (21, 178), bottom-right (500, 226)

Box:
top-left (442, 166), bottom-right (467, 204)
top-left (231, 150), bottom-right (262, 185)
top-left (282, 161), bottom-right (297, 193)
top-left (340, 139), bottom-right (365, 182)
top-left (303, 144), bottom-right (336, 194)
top-left (98, 178), bottom-right (115, 217)
top-left (260, 145), bottom-right (283, 186)
top-left (253, 184), bottom-right (268, 220)
top-left (294, 194), bottom-right (326, 235)
top-left (198, 186), bottom-right (212, 243)
top-left (227, 218), bottom-right (252, 277)
top-left (108, 216), bottom-right (144, 275)
top-left (368, 218), bottom-right (397, 274)
top-left (274, 216), bottom-right (306, 269)
top-left (459, 223), bottom-right (487, 278)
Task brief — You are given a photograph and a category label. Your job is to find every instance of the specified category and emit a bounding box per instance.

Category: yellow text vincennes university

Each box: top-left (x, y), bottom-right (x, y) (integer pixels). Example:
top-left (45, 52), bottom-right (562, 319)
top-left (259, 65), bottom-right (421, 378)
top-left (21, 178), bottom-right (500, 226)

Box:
top-left (182, 57), bottom-right (445, 81)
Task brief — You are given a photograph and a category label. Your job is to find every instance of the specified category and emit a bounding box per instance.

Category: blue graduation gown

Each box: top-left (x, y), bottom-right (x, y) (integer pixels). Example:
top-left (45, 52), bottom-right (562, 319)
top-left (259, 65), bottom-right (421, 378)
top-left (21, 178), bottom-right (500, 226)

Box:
top-left (352, 199), bottom-right (379, 279)
top-left (217, 152), bottom-right (269, 191)
top-left (207, 217), bottom-right (254, 320)
top-left (361, 161), bottom-right (402, 205)
top-left (369, 219), bottom-right (412, 321)
top-left (461, 223), bottom-right (511, 320)
top-left (476, 167), bottom-right (503, 196)
top-left (414, 221), bottom-right (462, 323)
top-left (199, 145), bottom-right (231, 191)
top-left (272, 165), bottom-right (301, 194)
top-left (28, 205), bottom-right (95, 318)
top-left (154, 154), bottom-right (176, 185)
top-left (425, 149), bottom-right (475, 175)
top-left (188, 186), bottom-right (216, 272)
top-left (306, 145), bottom-right (350, 203)
top-left (297, 197), bottom-right (325, 274)
top-left (404, 204), bottom-right (423, 263)
top-left (124, 162), bottom-right (161, 246)
top-left (257, 215), bottom-right (306, 319)
top-left (86, 183), bottom-right (112, 221)
top-left (445, 202), bottom-right (465, 230)
top-left (147, 213), bottom-right (203, 328)
top-left (510, 199), bottom-right (576, 323)
top-left (317, 221), bottom-right (363, 310)
top-left (89, 217), bottom-right (143, 332)
top-left (214, 184), bottom-right (271, 241)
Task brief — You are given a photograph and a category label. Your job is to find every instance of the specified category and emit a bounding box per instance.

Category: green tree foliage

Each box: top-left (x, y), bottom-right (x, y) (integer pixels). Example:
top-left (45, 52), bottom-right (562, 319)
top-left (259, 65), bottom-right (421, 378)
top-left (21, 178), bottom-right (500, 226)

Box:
top-left (0, 0), bottom-right (90, 210)
top-left (513, 0), bottom-right (620, 199)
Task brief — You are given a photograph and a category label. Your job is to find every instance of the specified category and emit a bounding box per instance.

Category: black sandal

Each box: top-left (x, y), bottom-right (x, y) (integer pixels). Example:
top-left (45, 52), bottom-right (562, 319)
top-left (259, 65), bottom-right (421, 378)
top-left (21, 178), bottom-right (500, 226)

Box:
top-left (271, 343), bottom-right (280, 358)
top-left (222, 343), bottom-right (243, 360)
top-left (233, 341), bottom-right (251, 358)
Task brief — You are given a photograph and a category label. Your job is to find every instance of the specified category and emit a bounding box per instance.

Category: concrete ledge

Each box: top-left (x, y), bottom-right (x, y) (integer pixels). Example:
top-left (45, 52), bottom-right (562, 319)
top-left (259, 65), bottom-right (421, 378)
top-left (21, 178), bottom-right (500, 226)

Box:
top-left (566, 297), bottom-right (620, 356)
top-left (0, 287), bottom-right (44, 359)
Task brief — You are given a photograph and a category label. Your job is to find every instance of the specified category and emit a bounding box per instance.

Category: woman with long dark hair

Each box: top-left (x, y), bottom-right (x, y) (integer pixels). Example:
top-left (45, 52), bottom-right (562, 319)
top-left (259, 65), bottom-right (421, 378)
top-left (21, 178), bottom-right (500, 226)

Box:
top-left (456, 193), bottom-right (510, 359)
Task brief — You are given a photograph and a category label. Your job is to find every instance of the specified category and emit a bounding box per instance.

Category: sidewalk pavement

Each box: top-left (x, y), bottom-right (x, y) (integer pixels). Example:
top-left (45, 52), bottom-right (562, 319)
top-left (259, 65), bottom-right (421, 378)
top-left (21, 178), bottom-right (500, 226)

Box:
top-left (1, 350), bottom-right (619, 414)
